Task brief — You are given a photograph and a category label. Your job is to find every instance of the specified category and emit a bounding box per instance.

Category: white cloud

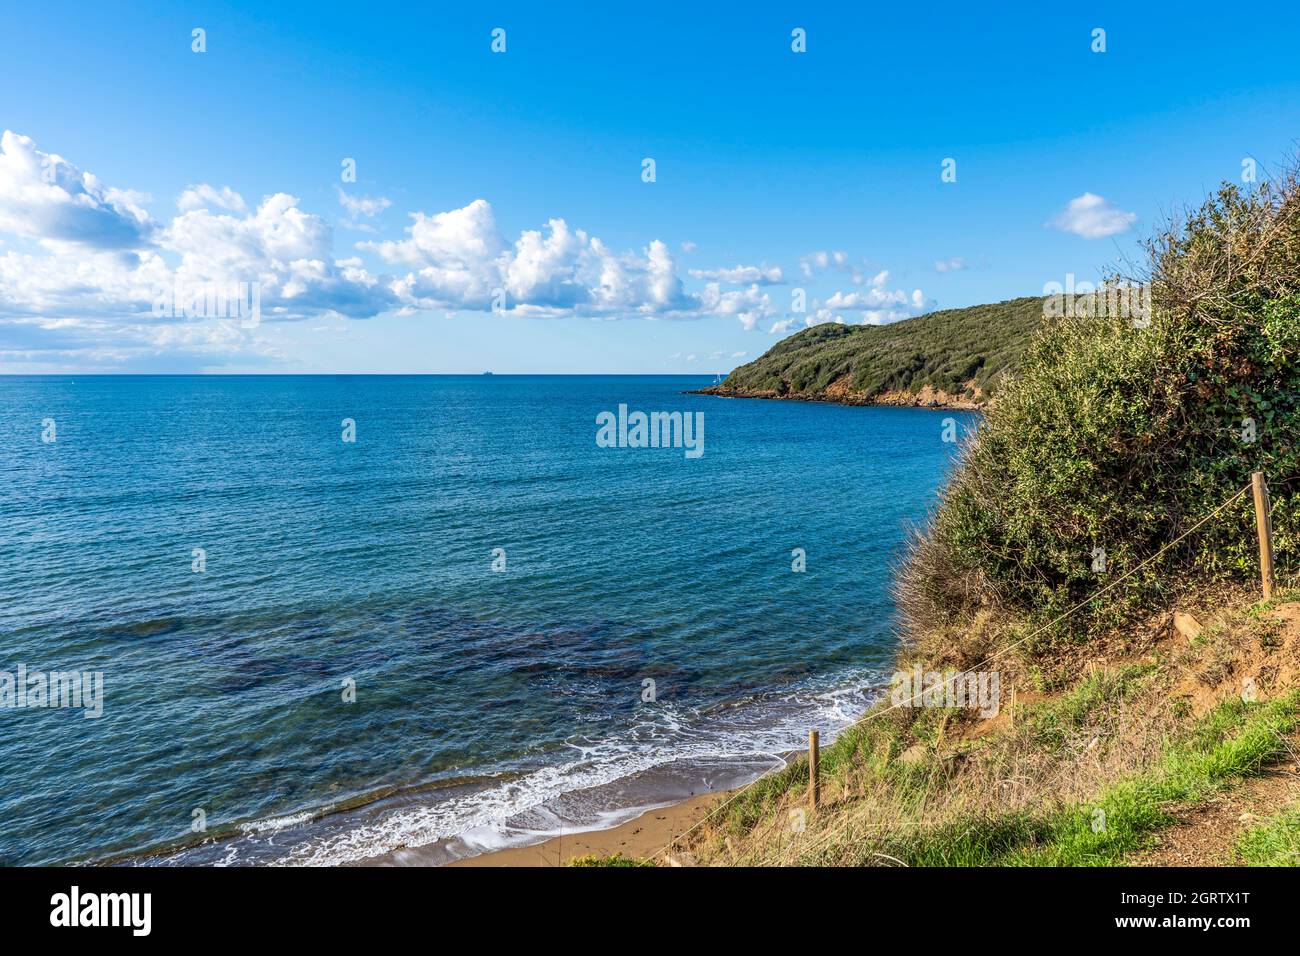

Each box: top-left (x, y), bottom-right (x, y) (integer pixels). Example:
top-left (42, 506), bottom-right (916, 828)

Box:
top-left (798, 249), bottom-right (848, 279)
top-left (505, 217), bottom-right (590, 308)
top-left (771, 308), bottom-right (845, 335)
top-left (800, 250), bottom-right (899, 288)
top-left (368, 198), bottom-right (755, 322)
top-left (1047, 192), bottom-right (1137, 239)
top-left (765, 275), bottom-right (927, 337)
top-left (933, 256), bottom-right (966, 272)
top-left (825, 287), bottom-right (908, 309)
top-left (0, 131), bottom-right (792, 368)
top-left (862, 308), bottom-right (913, 325)
top-left (688, 264), bottom-right (783, 285)
top-left (337, 187), bottom-right (391, 221)
top-left (178, 184), bottom-right (248, 214)
top-left (365, 199), bottom-right (502, 269)
top-left (697, 282), bottom-right (774, 330)
top-left (372, 200), bottom-right (504, 310)
top-left (162, 192), bottom-right (394, 319)
top-left (0, 130), bottom-right (155, 249)
top-left (0, 131), bottom-right (400, 369)
top-left (0, 246), bottom-right (169, 318)
top-left (825, 280), bottom-right (925, 314)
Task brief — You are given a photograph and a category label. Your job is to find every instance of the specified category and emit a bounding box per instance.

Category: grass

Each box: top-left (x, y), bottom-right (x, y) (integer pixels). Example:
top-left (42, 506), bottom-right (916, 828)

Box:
top-left (682, 599), bottom-right (1300, 868)
top-left (568, 853), bottom-right (655, 867)
top-left (1237, 803), bottom-right (1300, 866)
top-left (688, 662), bottom-right (1163, 864)
top-left (1012, 692), bottom-right (1299, 866)
top-left (896, 689), bottom-right (1300, 866)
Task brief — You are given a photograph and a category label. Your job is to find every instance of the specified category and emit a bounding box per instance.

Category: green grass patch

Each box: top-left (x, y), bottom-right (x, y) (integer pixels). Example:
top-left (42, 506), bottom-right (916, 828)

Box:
top-left (1237, 803), bottom-right (1300, 866)
top-left (1026, 664), bottom-right (1153, 752)
top-left (891, 691), bottom-right (1299, 866)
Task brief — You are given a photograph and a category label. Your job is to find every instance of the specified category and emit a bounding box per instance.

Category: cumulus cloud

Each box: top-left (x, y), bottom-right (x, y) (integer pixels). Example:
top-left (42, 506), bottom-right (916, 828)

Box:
top-left (933, 256), bottom-right (966, 272)
top-left (0, 130), bottom-right (789, 368)
top-left (0, 130), bottom-right (402, 367)
top-left (0, 132), bottom-right (395, 323)
top-left (161, 192), bottom-right (395, 319)
top-left (367, 198), bottom-right (752, 322)
top-left (1047, 193), bottom-right (1137, 239)
top-left (824, 280), bottom-right (925, 315)
top-left (696, 281), bottom-right (774, 330)
top-left (365, 199), bottom-right (501, 268)
top-left (0, 130), bottom-right (155, 249)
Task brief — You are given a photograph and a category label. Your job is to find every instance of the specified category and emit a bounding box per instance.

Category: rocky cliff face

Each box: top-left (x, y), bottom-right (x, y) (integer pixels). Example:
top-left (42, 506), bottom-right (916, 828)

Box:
top-left (696, 375), bottom-right (988, 411)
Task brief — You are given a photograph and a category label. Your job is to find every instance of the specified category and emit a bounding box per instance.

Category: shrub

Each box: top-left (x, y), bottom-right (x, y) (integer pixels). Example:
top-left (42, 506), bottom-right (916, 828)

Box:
top-left (900, 171), bottom-right (1300, 642)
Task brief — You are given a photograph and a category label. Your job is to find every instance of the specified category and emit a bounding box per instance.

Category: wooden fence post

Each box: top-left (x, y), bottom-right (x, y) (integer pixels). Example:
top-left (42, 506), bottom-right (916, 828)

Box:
top-left (808, 730), bottom-right (820, 810)
top-left (1252, 472), bottom-right (1276, 601)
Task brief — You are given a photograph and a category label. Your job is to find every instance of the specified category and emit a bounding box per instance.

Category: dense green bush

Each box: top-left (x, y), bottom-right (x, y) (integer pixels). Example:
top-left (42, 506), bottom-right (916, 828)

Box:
top-left (902, 175), bottom-right (1300, 640)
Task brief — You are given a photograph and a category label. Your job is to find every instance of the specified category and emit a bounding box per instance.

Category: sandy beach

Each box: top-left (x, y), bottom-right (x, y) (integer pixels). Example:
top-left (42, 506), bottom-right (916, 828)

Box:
top-left (454, 790), bottom-right (724, 866)
top-left (363, 789), bottom-right (728, 867)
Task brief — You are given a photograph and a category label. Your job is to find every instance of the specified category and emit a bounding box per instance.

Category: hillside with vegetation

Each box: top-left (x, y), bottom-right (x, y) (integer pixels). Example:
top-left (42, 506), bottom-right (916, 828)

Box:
top-left (601, 169), bottom-right (1300, 868)
top-left (699, 296), bottom-right (1044, 408)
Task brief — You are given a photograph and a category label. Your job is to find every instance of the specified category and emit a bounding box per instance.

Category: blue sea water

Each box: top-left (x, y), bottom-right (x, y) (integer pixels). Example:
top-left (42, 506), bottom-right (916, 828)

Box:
top-left (0, 375), bottom-right (973, 866)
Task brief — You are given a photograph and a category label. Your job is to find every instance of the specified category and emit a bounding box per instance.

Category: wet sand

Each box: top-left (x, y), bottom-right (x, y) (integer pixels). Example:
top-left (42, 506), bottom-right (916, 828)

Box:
top-left (365, 788), bottom-right (729, 867)
top-left (451, 790), bottom-right (725, 866)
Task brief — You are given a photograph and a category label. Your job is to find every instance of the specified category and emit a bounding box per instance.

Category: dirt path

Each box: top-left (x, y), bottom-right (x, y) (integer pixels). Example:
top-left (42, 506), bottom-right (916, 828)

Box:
top-left (1132, 752), bottom-right (1300, 866)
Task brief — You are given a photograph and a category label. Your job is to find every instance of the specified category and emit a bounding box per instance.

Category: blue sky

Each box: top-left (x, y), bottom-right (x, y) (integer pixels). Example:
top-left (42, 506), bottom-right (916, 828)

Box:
top-left (1, 1), bottom-right (1298, 373)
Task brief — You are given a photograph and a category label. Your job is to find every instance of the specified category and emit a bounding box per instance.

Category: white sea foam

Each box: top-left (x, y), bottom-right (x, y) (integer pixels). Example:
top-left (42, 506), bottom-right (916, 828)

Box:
top-left (240, 811), bottom-right (314, 835)
top-left (254, 668), bottom-right (885, 867)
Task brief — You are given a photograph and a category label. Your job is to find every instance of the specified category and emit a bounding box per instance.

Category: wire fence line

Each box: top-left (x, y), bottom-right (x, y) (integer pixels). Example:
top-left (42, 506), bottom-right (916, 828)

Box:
top-left (653, 478), bottom-right (1267, 862)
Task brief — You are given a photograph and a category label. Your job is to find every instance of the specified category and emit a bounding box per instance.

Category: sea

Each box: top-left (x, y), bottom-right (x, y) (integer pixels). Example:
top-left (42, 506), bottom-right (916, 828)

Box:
top-left (0, 375), bottom-right (975, 865)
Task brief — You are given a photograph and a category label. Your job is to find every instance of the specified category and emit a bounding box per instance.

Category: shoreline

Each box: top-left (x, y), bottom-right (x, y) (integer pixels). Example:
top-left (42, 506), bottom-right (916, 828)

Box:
top-left (690, 385), bottom-right (986, 412)
top-left (351, 675), bottom-right (883, 868)
top-left (357, 785), bottom-right (737, 868)
top-left (356, 749), bottom-right (797, 867)
top-left (446, 790), bottom-right (727, 866)
top-left (131, 669), bottom-right (882, 867)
